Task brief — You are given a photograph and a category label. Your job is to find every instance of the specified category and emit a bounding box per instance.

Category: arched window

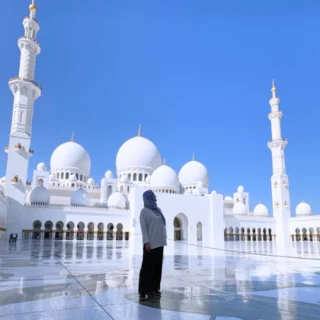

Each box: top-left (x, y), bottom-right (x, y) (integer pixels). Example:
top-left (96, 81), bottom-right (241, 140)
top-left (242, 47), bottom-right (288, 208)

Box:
top-left (139, 173), bottom-right (143, 181)
top-left (108, 185), bottom-right (112, 199)
top-left (57, 173), bottom-right (60, 179)
top-left (145, 174), bottom-right (148, 181)
top-left (66, 173), bottom-right (69, 179)
top-left (20, 111), bottom-right (24, 123)
top-left (133, 173), bottom-right (137, 181)
top-left (128, 173), bottom-right (131, 181)
top-left (76, 173), bottom-right (79, 180)
top-left (61, 172), bottom-right (64, 179)
top-left (80, 175), bottom-right (83, 181)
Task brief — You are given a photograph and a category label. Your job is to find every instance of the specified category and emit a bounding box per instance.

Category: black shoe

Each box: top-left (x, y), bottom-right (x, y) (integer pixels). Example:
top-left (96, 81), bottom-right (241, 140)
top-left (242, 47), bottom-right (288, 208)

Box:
top-left (152, 290), bottom-right (161, 297)
top-left (139, 294), bottom-right (149, 301)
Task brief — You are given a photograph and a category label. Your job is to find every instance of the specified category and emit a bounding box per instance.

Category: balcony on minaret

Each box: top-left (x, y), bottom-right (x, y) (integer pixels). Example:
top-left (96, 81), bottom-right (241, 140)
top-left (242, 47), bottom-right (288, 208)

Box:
top-left (4, 146), bottom-right (9, 154)
top-left (19, 36), bottom-right (39, 46)
top-left (29, 149), bottom-right (34, 156)
top-left (9, 77), bottom-right (42, 90)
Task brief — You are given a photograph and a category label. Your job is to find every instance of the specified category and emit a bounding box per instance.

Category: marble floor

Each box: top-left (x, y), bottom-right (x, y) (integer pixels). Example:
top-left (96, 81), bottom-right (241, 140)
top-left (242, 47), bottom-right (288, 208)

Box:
top-left (0, 237), bottom-right (319, 320)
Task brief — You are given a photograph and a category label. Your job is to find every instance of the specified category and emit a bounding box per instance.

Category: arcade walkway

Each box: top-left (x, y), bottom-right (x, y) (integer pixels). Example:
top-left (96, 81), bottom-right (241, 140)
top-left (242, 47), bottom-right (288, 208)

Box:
top-left (0, 236), bottom-right (319, 319)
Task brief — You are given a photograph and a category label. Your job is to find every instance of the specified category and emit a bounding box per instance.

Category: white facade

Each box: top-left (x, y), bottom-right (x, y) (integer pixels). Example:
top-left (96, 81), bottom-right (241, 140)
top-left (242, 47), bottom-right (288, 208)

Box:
top-left (1, 3), bottom-right (320, 248)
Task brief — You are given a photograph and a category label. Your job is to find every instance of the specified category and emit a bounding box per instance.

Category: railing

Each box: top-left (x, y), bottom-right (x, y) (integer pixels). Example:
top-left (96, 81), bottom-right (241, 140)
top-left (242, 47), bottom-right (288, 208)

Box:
top-left (29, 149), bottom-right (34, 154)
top-left (18, 36), bottom-right (39, 45)
top-left (24, 16), bottom-right (39, 24)
top-left (9, 77), bottom-right (42, 90)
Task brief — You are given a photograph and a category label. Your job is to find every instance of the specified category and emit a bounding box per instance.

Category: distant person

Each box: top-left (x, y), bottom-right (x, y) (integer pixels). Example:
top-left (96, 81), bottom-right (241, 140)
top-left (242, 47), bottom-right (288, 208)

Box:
top-left (9, 233), bottom-right (18, 243)
top-left (138, 190), bottom-right (167, 301)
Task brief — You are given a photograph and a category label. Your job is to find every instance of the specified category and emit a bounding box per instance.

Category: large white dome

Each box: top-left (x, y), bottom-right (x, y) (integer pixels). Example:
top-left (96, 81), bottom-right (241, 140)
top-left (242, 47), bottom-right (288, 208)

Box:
top-left (296, 201), bottom-right (312, 216)
top-left (150, 165), bottom-right (179, 191)
top-left (232, 202), bottom-right (247, 215)
top-left (253, 203), bottom-right (268, 216)
top-left (50, 141), bottom-right (91, 174)
top-left (178, 160), bottom-right (209, 187)
top-left (70, 188), bottom-right (89, 206)
top-left (29, 186), bottom-right (50, 205)
top-left (116, 136), bottom-right (161, 173)
top-left (108, 192), bottom-right (126, 209)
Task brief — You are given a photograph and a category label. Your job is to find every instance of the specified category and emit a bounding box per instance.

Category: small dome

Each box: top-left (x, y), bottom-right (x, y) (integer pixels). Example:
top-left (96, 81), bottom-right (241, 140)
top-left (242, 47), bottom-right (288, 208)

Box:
top-left (105, 170), bottom-right (114, 179)
top-left (237, 185), bottom-right (244, 193)
top-left (253, 203), bottom-right (268, 216)
top-left (211, 190), bottom-right (217, 194)
top-left (296, 201), bottom-right (312, 216)
top-left (37, 162), bottom-right (47, 171)
top-left (69, 174), bottom-right (77, 182)
top-left (107, 192), bottom-right (126, 209)
top-left (232, 202), bottom-right (247, 215)
top-left (71, 188), bottom-right (89, 206)
top-left (179, 160), bottom-right (209, 188)
top-left (29, 186), bottom-right (50, 205)
top-left (0, 176), bottom-right (6, 185)
top-left (87, 177), bottom-right (95, 185)
top-left (50, 141), bottom-right (91, 174)
top-left (120, 175), bottom-right (129, 183)
top-left (150, 165), bottom-right (179, 191)
top-left (116, 136), bottom-right (161, 173)
top-left (224, 196), bottom-right (233, 202)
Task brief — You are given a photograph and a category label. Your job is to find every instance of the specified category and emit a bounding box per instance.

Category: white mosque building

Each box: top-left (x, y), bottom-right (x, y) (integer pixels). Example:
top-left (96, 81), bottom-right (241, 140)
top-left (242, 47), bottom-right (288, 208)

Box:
top-left (0, 2), bottom-right (319, 249)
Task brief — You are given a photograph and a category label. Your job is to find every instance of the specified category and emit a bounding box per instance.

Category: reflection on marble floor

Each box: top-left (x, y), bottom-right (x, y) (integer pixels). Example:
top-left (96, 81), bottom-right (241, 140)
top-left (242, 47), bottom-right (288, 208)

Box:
top-left (0, 237), bottom-right (319, 319)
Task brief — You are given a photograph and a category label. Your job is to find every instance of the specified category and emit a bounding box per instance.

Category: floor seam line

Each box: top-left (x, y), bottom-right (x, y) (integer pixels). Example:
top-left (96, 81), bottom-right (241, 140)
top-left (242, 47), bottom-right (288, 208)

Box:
top-left (57, 261), bottom-right (114, 320)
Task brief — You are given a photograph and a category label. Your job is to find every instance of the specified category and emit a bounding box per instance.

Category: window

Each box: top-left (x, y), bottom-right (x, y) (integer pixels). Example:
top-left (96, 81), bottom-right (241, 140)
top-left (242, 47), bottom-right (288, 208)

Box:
top-left (133, 173), bottom-right (137, 181)
top-left (80, 175), bottom-right (83, 181)
top-left (145, 174), bottom-right (148, 181)
top-left (66, 173), bottom-right (69, 179)
top-left (57, 173), bottom-right (60, 179)
top-left (76, 174), bottom-right (79, 180)
top-left (61, 173), bottom-right (64, 179)
top-left (139, 173), bottom-right (143, 181)
top-left (128, 174), bottom-right (131, 181)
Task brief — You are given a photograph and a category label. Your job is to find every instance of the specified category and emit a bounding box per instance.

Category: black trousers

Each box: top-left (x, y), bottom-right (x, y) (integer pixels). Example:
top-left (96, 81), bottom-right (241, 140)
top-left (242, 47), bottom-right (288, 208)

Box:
top-left (139, 246), bottom-right (164, 295)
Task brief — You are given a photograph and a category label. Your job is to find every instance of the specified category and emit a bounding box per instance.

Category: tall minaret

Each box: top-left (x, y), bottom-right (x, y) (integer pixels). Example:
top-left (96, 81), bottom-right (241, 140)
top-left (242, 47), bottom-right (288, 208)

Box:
top-left (267, 81), bottom-right (291, 253)
top-left (4, 1), bottom-right (41, 204)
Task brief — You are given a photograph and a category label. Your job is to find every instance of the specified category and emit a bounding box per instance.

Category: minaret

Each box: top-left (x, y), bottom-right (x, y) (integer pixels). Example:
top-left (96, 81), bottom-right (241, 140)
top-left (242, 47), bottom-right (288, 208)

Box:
top-left (4, 1), bottom-right (41, 204)
top-left (267, 81), bottom-right (291, 253)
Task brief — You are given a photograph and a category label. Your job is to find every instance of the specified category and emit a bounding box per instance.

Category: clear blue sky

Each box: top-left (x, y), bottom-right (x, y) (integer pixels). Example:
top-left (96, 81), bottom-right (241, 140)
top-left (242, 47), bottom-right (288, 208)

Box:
top-left (0, 0), bottom-right (319, 215)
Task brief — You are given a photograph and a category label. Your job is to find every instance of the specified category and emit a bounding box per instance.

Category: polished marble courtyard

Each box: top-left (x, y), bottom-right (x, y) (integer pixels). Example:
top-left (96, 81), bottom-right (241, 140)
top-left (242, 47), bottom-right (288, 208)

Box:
top-left (0, 237), bottom-right (319, 319)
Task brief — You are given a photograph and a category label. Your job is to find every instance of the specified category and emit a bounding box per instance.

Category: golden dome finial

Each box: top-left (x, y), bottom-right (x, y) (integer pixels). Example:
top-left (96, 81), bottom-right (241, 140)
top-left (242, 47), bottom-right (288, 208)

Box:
top-left (137, 125), bottom-right (142, 137)
top-left (29, 0), bottom-right (37, 13)
top-left (271, 79), bottom-right (276, 93)
top-left (71, 132), bottom-right (75, 142)
top-left (163, 158), bottom-right (166, 166)
top-left (192, 152), bottom-right (195, 161)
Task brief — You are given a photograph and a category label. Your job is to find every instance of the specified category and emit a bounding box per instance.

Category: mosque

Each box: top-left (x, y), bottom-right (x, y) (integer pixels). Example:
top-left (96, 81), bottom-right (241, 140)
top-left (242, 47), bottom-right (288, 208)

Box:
top-left (0, 2), bottom-right (319, 249)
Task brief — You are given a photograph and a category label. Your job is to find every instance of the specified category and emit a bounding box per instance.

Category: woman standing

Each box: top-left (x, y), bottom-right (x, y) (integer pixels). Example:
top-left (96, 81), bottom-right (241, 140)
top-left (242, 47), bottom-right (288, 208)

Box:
top-left (138, 190), bottom-right (167, 301)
